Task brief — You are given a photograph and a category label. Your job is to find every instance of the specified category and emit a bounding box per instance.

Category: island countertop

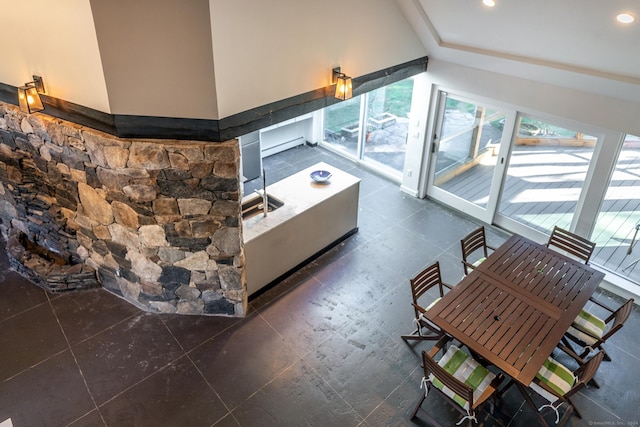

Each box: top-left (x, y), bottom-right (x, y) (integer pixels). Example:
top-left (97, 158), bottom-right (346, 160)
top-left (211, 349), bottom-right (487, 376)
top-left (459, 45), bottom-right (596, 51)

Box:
top-left (241, 162), bottom-right (361, 243)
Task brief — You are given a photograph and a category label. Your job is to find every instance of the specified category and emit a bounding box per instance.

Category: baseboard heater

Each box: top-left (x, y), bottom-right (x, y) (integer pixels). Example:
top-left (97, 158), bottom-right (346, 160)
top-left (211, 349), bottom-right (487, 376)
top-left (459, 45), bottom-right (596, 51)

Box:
top-left (261, 136), bottom-right (305, 158)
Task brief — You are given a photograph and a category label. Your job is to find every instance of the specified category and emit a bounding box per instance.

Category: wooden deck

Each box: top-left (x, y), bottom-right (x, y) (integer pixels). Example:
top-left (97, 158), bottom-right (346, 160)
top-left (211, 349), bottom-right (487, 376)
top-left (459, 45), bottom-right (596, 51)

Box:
top-left (438, 144), bottom-right (640, 286)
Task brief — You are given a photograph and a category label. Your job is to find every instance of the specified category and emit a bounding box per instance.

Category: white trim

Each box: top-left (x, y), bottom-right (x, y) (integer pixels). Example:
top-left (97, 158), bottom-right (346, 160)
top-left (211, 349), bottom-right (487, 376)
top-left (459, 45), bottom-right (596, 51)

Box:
top-left (400, 185), bottom-right (419, 197)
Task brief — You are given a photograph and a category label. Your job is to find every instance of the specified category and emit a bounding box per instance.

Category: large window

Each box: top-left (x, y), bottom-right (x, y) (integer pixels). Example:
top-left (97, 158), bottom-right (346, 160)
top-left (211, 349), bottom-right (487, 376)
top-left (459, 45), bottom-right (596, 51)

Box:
top-left (323, 78), bottom-right (414, 177)
top-left (323, 96), bottom-right (361, 158)
top-left (591, 134), bottom-right (640, 284)
top-left (497, 116), bottom-right (597, 235)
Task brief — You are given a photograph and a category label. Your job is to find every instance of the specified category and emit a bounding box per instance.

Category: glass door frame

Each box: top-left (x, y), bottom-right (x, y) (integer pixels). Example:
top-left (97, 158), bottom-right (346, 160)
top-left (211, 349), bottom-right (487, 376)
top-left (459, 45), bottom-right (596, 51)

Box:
top-left (424, 89), bottom-right (517, 225)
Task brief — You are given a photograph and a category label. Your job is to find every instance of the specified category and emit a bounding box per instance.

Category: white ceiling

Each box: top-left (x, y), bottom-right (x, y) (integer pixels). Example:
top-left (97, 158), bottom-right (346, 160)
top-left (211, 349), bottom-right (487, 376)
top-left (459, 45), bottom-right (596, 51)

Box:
top-left (405, 0), bottom-right (640, 90)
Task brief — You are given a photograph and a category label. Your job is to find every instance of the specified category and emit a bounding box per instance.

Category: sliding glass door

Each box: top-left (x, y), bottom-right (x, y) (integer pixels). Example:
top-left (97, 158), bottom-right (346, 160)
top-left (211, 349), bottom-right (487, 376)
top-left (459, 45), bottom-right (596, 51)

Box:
top-left (427, 92), bottom-right (509, 222)
top-left (427, 92), bottom-right (601, 240)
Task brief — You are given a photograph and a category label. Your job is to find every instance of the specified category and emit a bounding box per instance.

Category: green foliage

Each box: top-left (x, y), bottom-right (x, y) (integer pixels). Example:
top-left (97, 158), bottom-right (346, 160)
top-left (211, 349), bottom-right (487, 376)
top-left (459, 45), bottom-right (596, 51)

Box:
top-left (382, 79), bottom-right (414, 117)
top-left (324, 78), bottom-right (414, 132)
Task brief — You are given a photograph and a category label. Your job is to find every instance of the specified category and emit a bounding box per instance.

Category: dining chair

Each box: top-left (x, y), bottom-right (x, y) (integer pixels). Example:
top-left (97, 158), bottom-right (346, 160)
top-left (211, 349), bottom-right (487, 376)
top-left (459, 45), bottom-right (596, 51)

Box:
top-left (411, 335), bottom-right (504, 426)
top-left (460, 226), bottom-right (496, 275)
top-left (401, 261), bottom-right (452, 343)
top-left (546, 226), bottom-right (596, 264)
top-left (560, 297), bottom-right (634, 363)
top-left (502, 351), bottom-right (604, 427)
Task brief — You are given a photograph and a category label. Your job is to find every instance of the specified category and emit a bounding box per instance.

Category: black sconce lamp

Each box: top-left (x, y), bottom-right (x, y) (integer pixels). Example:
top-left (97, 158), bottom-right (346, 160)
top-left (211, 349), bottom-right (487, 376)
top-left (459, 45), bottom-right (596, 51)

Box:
top-left (332, 67), bottom-right (352, 100)
top-left (18, 75), bottom-right (45, 114)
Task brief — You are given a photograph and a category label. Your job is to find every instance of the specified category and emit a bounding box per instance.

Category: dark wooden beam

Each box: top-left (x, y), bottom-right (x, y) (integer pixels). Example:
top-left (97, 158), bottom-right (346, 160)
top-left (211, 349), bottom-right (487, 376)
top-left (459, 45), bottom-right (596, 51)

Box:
top-left (0, 56), bottom-right (428, 142)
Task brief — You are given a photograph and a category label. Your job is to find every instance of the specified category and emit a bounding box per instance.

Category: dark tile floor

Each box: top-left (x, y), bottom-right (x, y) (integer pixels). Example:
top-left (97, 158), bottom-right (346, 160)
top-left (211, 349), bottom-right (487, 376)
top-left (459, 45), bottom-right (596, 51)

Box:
top-left (1, 144), bottom-right (639, 426)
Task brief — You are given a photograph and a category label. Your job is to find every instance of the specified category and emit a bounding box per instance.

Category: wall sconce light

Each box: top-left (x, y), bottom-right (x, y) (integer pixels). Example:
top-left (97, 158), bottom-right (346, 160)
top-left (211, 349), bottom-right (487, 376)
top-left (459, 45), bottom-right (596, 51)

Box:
top-left (332, 67), bottom-right (352, 100)
top-left (18, 76), bottom-right (45, 114)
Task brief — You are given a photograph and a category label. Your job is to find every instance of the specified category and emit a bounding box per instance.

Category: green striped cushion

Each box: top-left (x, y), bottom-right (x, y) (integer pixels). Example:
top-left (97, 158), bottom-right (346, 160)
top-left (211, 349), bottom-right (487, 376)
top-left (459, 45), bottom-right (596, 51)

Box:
top-left (428, 345), bottom-right (496, 410)
top-left (426, 297), bottom-right (441, 311)
top-left (530, 357), bottom-right (575, 403)
top-left (472, 257), bottom-right (486, 268)
top-left (572, 309), bottom-right (606, 339)
top-left (418, 298), bottom-right (442, 324)
top-left (566, 325), bottom-right (599, 346)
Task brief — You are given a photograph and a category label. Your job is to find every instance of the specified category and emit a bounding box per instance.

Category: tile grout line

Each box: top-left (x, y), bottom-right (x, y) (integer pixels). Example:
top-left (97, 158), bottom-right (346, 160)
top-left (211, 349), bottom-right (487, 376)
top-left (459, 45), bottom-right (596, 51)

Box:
top-left (1, 347), bottom-right (69, 383)
top-left (0, 298), bottom-right (51, 325)
top-left (157, 318), bottom-right (241, 427)
top-left (45, 293), bottom-right (108, 427)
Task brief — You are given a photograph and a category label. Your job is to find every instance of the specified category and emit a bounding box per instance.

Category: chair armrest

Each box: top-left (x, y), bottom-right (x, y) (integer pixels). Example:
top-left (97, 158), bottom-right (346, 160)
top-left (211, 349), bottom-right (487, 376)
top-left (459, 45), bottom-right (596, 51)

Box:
top-left (427, 335), bottom-right (452, 358)
top-left (442, 281), bottom-right (454, 290)
top-left (461, 260), bottom-right (477, 270)
top-left (556, 342), bottom-right (586, 365)
top-left (587, 296), bottom-right (616, 313)
top-left (413, 302), bottom-right (427, 315)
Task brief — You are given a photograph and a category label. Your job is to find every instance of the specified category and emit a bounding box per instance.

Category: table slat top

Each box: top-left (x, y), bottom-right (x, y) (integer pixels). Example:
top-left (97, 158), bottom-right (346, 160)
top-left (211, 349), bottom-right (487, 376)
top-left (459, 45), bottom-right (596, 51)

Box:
top-left (425, 234), bottom-right (605, 383)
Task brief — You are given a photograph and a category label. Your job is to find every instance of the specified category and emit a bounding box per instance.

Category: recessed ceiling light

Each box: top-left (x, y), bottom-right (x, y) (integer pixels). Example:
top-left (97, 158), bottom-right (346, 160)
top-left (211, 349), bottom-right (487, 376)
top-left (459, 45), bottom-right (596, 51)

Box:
top-left (483, 0), bottom-right (496, 7)
top-left (617, 13), bottom-right (636, 24)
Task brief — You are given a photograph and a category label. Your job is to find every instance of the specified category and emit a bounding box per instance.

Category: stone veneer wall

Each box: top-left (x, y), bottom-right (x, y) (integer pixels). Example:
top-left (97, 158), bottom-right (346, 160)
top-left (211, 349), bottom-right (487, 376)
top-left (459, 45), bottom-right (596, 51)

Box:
top-left (0, 102), bottom-right (246, 316)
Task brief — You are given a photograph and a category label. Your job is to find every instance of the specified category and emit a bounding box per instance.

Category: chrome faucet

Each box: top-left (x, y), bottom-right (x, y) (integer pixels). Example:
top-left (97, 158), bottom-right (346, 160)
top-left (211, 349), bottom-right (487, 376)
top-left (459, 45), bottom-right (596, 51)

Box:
top-left (254, 168), bottom-right (268, 217)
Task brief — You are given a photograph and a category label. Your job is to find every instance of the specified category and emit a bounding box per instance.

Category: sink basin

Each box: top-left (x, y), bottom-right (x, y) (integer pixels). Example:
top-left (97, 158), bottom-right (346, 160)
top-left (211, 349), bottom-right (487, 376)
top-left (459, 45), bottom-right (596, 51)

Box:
top-left (241, 194), bottom-right (284, 220)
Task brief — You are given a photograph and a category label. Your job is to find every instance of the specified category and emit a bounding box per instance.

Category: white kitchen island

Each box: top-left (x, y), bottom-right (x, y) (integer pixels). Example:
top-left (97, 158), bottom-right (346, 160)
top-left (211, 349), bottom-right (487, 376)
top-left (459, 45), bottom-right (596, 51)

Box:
top-left (242, 162), bottom-right (360, 296)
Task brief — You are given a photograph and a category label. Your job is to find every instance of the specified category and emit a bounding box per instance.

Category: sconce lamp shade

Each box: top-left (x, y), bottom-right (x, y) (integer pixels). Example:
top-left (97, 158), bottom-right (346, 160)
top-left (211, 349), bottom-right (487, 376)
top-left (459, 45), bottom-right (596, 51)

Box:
top-left (335, 74), bottom-right (353, 100)
top-left (18, 82), bottom-right (44, 114)
top-left (332, 67), bottom-right (353, 100)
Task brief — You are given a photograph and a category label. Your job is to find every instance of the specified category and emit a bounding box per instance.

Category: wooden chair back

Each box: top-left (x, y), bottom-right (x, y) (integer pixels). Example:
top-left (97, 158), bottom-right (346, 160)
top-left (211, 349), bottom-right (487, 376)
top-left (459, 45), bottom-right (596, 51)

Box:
top-left (546, 226), bottom-right (596, 264)
top-left (602, 298), bottom-right (634, 341)
top-left (402, 262), bottom-right (452, 343)
top-left (564, 351), bottom-right (605, 401)
top-left (461, 226), bottom-right (493, 274)
top-left (410, 261), bottom-right (447, 309)
top-left (422, 349), bottom-right (475, 409)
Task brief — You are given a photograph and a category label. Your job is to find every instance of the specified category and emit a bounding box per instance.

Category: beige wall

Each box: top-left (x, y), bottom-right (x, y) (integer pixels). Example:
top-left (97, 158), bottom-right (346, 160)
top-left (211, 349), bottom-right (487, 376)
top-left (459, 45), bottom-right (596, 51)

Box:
top-left (1, 0), bottom-right (426, 120)
top-left (209, 0), bottom-right (427, 117)
top-left (0, 0), bottom-right (111, 112)
top-left (90, 0), bottom-right (219, 119)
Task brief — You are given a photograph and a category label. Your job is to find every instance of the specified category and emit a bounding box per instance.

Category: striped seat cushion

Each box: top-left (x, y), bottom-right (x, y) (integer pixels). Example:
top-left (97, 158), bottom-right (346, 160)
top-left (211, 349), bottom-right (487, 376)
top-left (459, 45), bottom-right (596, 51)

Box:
top-left (428, 345), bottom-right (496, 410)
top-left (566, 325), bottom-right (599, 346)
top-left (418, 297), bottom-right (441, 323)
top-left (529, 356), bottom-right (576, 403)
top-left (571, 308), bottom-right (606, 340)
top-left (472, 257), bottom-right (486, 268)
top-left (426, 297), bottom-right (441, 311)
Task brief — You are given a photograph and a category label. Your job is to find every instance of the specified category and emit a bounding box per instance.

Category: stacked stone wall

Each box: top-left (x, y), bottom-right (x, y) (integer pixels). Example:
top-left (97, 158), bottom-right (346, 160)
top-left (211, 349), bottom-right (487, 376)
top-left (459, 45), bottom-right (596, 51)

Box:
top-left (0, 102), bottom-right (246, 316)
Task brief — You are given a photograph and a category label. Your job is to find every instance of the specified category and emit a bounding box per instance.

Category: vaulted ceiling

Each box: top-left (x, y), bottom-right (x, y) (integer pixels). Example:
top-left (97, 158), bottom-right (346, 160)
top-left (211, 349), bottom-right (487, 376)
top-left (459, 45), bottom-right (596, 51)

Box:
top-left (400, 0), bottom-right (640, 102)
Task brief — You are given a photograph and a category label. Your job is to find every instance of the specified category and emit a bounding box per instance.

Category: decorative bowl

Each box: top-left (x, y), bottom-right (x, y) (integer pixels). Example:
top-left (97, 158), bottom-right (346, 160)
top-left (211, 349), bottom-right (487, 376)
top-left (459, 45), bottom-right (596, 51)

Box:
top-left (310, 170), bottom-right (332, 183)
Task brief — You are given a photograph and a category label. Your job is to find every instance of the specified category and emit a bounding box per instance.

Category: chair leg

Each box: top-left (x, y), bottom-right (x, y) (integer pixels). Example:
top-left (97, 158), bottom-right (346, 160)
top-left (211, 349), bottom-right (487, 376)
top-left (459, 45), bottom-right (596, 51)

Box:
top-left (410, 393), bottom-right (426, 419)
top-left (515, 382), bottom-right (548, 427)
top-left (566, 397), bottom-right (581, 419)
top-left (401, 323), bottom-right (442, 343)
top-left (497, 378), bottom-right (515, 398)
top-left (401, 331), bottom-right (440, 343)
top-left (401, 327), bottom-right (421, 342)
top-left (557, 404), bottom-right (575, 427)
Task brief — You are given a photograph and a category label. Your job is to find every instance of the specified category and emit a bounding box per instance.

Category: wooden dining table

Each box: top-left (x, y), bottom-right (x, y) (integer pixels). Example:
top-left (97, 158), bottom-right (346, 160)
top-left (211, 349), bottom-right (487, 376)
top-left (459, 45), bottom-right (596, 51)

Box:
top-left (425, 234), bottom-right (605, 385)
